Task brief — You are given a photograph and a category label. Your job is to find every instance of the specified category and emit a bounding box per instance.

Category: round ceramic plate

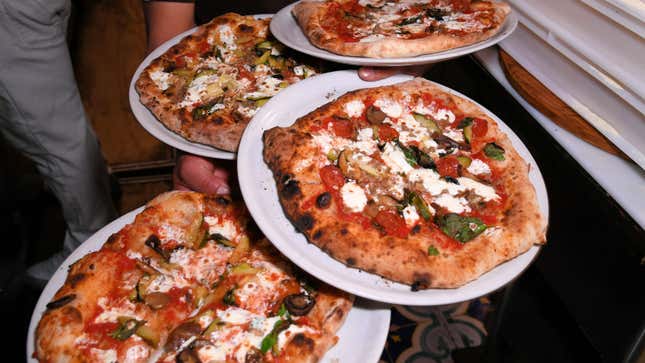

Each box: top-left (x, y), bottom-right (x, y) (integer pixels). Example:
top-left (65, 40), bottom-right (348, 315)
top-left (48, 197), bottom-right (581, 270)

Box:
top-left (270, 2), bottom-right (518, 67)
top-left (237, 70), bottom-right (548, 305)
top-left (26, 207), bottom-right (390, 363)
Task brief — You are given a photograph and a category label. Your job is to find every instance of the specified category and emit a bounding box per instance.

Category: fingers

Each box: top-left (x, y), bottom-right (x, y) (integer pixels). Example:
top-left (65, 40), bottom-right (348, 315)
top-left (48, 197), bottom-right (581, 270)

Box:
top-left (173, 154), bottom-right (231, 195)
top-left (358, 64), bottom-right (435, 81)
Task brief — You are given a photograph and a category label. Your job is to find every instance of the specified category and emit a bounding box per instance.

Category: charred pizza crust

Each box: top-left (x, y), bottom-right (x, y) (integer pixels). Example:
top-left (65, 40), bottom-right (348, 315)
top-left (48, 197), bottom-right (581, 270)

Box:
top-left (34, 192), bottom-right (353, 362)
top-left (263, 78), bottom-right (546, 289)
top-left (293, 0), bottom-right (511, 58)
top-left (136, 13), bottom-right (318, 151)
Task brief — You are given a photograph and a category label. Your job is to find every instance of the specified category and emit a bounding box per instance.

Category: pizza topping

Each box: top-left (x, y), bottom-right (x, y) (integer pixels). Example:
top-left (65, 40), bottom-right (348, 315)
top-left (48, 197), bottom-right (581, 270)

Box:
top-left (204, 215), bottom-right (238, 241)
top-left (434, 193), bottom-right (470, 214)
top-left (427, 245), bottom-right (440, 256)
top-left (406, 190), bottom-right (434, 220)
top-left (382, 142), bottom-right (414, 174)
top-left (435, 156), bottom-right (460, 178)
top-left (467, 158), bottom-right (491, 175)
top-left (143, 292), bottom-right (171, 310)
top-left (340, 181), bottom-right (368, 212)
top-left (366, 105), bottom-right (387, 124)
top-left (436, 213), bottom-right (487, 242)
top-left (484, 142), bottom-right (505, 160)
top-left (344, 99), bottom-right (366, 118)
top-left (316, 192), bottom-right (332, 209)
top-left (374, 98), bottom-right (403, 118)
top-left (150, 70), bottom-right (172, 91)
top-left (283, 293), bottom-right (316, 316)
top-left (374, 210), bottom-right (408, 238)
top-left (110, 317), bottom-right (145, 341)
top-left (402, 205), bottom-right (420, 226)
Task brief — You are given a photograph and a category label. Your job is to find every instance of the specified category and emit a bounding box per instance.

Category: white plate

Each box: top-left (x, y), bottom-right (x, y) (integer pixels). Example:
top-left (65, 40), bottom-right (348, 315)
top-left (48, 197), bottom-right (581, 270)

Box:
top-left (129, 28), bottom-right (235, 160)
top-left (237, 70), bottom-right (549, 305)
top-left (26, 207), bottom-right (390, 363)
top-left (270, 2), bottom-right (518, 66)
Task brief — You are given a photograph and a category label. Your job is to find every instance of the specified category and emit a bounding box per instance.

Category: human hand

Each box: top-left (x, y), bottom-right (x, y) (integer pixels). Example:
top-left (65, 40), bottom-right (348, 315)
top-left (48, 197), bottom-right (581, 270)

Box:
top-left (173, 154), bottom-right (231, 195)
top-left (358, 64), bottom-right (434, 81)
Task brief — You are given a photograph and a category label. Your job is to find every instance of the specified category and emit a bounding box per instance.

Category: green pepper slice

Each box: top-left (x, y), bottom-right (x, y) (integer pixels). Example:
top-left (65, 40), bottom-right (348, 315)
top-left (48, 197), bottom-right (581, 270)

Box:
top-left (484, 143), bottom-right (505, 160)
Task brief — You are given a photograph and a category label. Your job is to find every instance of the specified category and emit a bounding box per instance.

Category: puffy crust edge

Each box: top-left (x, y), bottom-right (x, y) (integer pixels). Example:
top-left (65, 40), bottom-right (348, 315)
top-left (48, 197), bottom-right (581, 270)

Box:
top-left (263, 78), bottom-right (547, 288)
top-left (293, 1), bottom-right (511, 58)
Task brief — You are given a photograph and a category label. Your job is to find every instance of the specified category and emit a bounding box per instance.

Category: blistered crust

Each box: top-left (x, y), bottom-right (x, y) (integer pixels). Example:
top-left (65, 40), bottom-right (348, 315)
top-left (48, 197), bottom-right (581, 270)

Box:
top-left (263, 78), bottom-right (546, 288)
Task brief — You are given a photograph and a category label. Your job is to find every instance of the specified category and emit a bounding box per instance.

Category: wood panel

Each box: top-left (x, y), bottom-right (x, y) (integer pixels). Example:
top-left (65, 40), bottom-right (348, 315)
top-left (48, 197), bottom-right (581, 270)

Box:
top-left (71, 0), bottom-right (175, 169)
top-left (498, 50), bottom-right (627, 160)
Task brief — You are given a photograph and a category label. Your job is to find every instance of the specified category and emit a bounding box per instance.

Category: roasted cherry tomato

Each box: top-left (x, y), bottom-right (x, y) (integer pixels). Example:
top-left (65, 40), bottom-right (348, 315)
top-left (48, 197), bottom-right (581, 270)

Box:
top-left (320, 165), bottom-right (345, 190)
top-left (324, 118), bottom-right (354, 138)
top-left (378, 125), bottom-right (399, 142)
top-left (374, 210), bottom-right (408, 238)
top-left (436, 156), bottom-right (460, 178)
top-left (472, 118), bottom-right (488, 138)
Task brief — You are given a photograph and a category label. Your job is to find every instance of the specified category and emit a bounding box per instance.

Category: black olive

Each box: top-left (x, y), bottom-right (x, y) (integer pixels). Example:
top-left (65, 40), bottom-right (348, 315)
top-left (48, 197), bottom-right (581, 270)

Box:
top-left (316, 192), bottom-right (332, 209)
top-left (366, 105), bottom-right (387, 124)
top-left (165, 322), bottom-right (201, 351)
top-left (444, 176), bottom-right (459, 184)
top-left (284, 293), bottom-right (316, 316)
top-left (145, 234), bottom-right (169, 260)
top-left (46, 294), bottom-right (76, 309)
top-left (176, 348), bottom-right (201, 363)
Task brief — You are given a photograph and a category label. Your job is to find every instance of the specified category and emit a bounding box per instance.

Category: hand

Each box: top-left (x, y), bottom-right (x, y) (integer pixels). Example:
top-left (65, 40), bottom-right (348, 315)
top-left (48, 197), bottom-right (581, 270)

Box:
top-left (173, 154), bottom-right (231, 195)
top-left (358, 64), bottom-right (434, 81)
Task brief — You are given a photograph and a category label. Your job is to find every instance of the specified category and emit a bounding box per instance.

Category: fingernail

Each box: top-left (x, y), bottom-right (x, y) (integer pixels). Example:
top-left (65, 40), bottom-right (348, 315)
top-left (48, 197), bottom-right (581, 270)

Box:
top-left (216, 184), bottom-right (230, 195)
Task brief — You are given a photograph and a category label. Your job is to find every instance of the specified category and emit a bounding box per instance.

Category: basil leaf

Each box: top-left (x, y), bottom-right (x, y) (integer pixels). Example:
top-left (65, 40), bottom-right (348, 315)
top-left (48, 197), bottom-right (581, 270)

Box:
top-left (260, 319), bottom-right (290, 354)
top-left (484, 143), bottom-right (505, 161)
top-left (457, 117), bottom-right (474, 129)
top-left (437, 213), bottom-right (487, 243)
top-left (427, 245), bottom-right (440, 256)
top-left (396, 141), bottom-right (418, 167)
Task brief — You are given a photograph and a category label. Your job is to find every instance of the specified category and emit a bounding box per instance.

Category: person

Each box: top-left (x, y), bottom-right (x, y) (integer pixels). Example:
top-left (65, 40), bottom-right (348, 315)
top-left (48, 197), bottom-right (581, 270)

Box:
top-left (0, 0), bottom-right (118, 285)
top-left (144, 0), bottom-right (430, 194)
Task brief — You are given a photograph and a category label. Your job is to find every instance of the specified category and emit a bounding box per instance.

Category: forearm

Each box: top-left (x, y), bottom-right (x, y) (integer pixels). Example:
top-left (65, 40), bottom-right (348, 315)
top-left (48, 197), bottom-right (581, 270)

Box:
top-left (144, 1), bottom-right (196, 53)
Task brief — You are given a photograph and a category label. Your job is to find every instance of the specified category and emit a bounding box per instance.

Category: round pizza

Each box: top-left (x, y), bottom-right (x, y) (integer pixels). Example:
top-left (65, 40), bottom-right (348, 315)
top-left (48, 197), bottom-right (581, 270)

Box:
top-left (34, 191), bottom-right (353, 362)
top-left (135, 13), bottom-right (319, 152)
top-left (292, 0), bottom-right (511, 58)
top-left (263, 78), bottom-right (547, 289)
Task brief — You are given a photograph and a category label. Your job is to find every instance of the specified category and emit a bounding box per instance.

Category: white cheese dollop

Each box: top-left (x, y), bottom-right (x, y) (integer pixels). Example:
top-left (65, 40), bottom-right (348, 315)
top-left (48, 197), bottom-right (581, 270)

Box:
top-left (374, 98), bottom-right (403, 118)
top-left (149, 70), bottom-right (171, 91)
top-left (344, 99), bottom-right (365, 118)
top-left (381, 142), bottom-right (413, 174)
top-left (467, 159), bottom-right (491, 175)
top-left (340, 182), bottom-right (368, 212)
top-left (402, 205), bottom-right (420, 226)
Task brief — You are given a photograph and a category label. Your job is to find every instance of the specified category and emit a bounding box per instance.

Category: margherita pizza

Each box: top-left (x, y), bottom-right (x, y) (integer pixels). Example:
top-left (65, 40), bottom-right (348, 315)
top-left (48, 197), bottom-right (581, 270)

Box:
top-left (292, 0), bottom-right (511, 58)
top-left (34, 192), bottom-right (353, 362)
top-left (136, 13), bottom-right (319, 151)
top-left (263, 78), bottom-right (547, 289)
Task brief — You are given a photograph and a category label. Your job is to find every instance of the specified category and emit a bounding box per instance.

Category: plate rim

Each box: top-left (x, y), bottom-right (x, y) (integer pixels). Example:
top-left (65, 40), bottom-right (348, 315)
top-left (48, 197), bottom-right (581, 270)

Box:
top-left (237, 69), bottom-right (548, 305)
top-left (26, 205), bottom-right (391, 363)
top-left (127, 14), bottom-right (276, 160)
top-left (270, 1), bottom-right (519, 66)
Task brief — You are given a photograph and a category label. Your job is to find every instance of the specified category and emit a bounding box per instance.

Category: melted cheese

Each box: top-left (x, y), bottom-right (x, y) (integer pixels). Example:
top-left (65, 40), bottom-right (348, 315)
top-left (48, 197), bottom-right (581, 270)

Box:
top-left (344, 99), bottom-right (365, 118)
top-left (149, 70), bottom-right (171, 91)
top-left (434, 194), bottom-right (471, 214)
top-left (458, 177), bottom-right (499, 201)
top-left (205, 216), bottom-right (237, 241)
top-left (340, 182), bottom-right (367, 212)
top-left (374, 98), bottom-right (403, 118)
top-left (381, 142), bottom-right (413, 174)
top-left (467, 159), bottom-right (491, 175)
top-left (402, 205), bottom-right (420, 226)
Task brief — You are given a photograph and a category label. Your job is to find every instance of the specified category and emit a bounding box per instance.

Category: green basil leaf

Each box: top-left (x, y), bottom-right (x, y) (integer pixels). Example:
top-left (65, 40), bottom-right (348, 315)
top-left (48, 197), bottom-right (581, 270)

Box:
top-left (484, 143), bottom-right (505, 161)
top-left (427, 245), bottom-right (440, 256)
top-left (437, 213), bottom-right (487, 243)
top-left (396, 141), bottom-right (418, 167)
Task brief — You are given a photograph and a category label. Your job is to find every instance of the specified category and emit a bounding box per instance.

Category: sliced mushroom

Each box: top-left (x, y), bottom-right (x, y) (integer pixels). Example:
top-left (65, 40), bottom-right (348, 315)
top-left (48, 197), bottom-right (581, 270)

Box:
top-left (144, 292), bottom-right (171, 310)
top-left (165, 322), bottom-right (202, 351)
top-left (245, 347), bottom-right (264, 363)
top-left (284, 293), bottom-right (316, 316)
top-left (176, 348), bottom-right (202, 363)
top-left (366, 105), bottom-right (387, 124)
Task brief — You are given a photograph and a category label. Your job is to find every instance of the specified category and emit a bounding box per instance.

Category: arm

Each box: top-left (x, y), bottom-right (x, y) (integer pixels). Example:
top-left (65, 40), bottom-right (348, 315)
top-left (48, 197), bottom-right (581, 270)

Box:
top-left (144, 1), bottom-right (196, 53)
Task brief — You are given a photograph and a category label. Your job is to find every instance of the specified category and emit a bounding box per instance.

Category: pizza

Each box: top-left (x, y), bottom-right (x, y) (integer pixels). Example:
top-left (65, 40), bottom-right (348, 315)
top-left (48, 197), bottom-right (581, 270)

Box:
top-left (135, 13), bottom-right (319, 152)
top-left (292, 0), bottom-right (511, 58)
top-left (34, 191), bottom-right (353, 362)
top-left (263, 78), bottom-right (547, 289)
